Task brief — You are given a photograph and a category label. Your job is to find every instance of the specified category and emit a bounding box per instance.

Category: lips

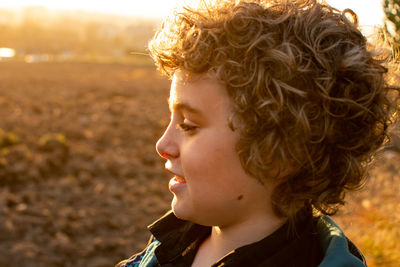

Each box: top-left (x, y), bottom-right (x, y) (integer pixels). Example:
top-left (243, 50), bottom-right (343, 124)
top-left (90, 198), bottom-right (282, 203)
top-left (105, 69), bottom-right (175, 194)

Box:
top-left (169, 175), bottom-right (187, 193)
top-left (169, 175), bottom-right (186, 187)
top-left (173, 176), bottom-right (186, 183)
top-left (165, 168), bottom-right (185, 181)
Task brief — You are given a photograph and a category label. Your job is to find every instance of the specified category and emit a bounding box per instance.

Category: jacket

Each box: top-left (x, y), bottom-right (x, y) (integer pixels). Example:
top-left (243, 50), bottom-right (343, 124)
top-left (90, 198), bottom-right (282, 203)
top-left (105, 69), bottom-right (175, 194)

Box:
top-left (120, 213), bottom-right (366, 267)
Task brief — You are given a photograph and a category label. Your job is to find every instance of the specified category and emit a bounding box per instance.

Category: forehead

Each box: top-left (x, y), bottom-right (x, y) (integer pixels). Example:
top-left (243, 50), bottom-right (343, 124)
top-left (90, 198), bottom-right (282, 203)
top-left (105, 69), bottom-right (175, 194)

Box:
top-left (170, 72), bottom-right (231, 106)
top-left (168, 72), bottom-right (234, 122)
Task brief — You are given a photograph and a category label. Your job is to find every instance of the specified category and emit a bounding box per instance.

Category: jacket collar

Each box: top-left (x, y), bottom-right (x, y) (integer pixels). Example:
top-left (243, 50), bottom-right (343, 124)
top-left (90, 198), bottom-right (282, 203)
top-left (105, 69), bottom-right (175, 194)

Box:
top-left (147, 209), bottom-right (323, 266)
top-left (317, 215), bottom-right (366, 267)
top-left (147, 210), bottom-right (210, 264)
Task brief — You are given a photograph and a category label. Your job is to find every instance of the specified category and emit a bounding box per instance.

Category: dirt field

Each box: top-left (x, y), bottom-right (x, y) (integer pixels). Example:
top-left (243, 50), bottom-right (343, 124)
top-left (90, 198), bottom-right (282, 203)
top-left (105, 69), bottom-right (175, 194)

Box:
top-left (0, 62), bottom-right (398, 267)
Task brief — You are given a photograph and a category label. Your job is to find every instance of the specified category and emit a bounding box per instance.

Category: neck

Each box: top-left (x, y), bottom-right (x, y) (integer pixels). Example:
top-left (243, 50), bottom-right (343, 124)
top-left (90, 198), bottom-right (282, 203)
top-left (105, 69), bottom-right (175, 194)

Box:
top-left (209, 213), bottom-right (285, 255)
top-left (191, 213), bottom-right (285, 267)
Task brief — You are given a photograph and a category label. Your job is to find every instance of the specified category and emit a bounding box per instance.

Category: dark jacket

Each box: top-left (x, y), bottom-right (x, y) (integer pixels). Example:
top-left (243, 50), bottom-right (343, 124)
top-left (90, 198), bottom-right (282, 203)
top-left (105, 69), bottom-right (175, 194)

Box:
top-left (120, 212), bottom-right (366, 267)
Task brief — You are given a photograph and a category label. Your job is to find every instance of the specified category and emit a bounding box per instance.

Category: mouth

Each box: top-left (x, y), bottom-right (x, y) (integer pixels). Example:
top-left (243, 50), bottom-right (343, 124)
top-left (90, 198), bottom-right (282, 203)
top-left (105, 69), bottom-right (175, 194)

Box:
top-left (165, 168), bottom-right (186, 181)
top-left (169, 175), bottom-right (187, 192)
top-left (165, 169), bottom-right (187, 192)
top-left (171, 175), bottom-right (186, 183)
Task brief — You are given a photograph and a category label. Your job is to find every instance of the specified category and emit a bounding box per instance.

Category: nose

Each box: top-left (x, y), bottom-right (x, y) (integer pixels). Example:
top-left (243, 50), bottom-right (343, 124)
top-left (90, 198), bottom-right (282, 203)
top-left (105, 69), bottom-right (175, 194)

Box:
top-left (156, 122), bottom-right (179, 159)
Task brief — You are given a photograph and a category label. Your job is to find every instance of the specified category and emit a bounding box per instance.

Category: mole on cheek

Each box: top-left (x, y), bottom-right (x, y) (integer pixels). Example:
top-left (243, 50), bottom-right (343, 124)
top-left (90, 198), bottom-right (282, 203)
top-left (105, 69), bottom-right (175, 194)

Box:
top-left (237, 195), bottom-right (243, 200)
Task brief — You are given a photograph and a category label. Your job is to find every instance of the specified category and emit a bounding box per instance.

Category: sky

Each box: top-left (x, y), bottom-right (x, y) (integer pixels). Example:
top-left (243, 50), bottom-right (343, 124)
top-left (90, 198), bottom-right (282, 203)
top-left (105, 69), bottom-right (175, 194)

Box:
top-left (0, 0), bottom-right (385, 28)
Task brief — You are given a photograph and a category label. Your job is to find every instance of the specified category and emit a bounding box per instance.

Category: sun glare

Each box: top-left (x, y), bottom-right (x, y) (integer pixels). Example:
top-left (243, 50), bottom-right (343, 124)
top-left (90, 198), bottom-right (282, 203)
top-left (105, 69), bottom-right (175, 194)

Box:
top-left (0, 48), bottom-right (16, 58)
top-left (326, 0), bottom-right (385, 34)
top-left (0, 0), bottom-right (199, 18)
top-left (0, 0), bottom-right (385, 26)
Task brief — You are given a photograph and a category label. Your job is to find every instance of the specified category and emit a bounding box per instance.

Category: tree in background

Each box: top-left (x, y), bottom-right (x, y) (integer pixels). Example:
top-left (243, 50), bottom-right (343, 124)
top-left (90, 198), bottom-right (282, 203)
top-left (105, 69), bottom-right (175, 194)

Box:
top-left (383, 0), bottom-right (400, 54)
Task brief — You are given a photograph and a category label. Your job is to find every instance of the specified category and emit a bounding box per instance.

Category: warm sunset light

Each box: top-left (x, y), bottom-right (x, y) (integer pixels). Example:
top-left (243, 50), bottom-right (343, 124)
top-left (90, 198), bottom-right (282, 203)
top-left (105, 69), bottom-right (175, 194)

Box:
top-left (0, 0), bottom-right (385, 27)
top-left (0, 0), bottom-right (387, 63)
top-left (0, 0), bottom-right (198, 18)
top-left (325, 0), bottom-right (385, 34)
top-left (0, 48), bottom-right (16, 58)
top-left (0, 0), bottom-right (398, 266)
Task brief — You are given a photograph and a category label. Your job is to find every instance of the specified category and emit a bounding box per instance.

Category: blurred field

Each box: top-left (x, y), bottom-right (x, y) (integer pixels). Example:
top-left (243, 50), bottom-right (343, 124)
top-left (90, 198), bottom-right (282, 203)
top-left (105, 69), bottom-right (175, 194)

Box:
top-left (0, 62), bottom-right (399, 267)
top-left (333, 152), bottom-right (400, 267)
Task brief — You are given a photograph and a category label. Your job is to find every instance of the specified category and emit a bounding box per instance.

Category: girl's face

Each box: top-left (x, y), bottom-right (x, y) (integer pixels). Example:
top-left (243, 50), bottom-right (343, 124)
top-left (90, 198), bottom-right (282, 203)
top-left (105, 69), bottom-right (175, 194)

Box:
top-left (156, 71), bottom-right (274, 227)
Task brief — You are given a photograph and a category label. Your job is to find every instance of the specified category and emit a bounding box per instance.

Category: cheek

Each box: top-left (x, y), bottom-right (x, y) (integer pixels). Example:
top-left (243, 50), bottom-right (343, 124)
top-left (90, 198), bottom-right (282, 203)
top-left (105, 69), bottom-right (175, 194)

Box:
top-left (181, 134), bottom-right (242, 184)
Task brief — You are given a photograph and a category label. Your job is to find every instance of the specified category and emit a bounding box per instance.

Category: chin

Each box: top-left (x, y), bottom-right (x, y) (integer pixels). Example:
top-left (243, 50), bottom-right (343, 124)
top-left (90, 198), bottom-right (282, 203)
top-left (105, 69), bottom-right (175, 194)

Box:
top-left (171, 196), bottom-right (187, 219)
top-left (172, 202), bottom-right (214, 227)
top-left (171, 196), bottom-right (195, 222)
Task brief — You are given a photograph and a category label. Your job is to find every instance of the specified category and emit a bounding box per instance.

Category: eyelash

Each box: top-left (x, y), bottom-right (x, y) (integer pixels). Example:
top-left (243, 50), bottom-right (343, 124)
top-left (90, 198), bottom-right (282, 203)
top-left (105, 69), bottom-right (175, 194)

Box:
top-left (176, 123), bottom-right (197, 133)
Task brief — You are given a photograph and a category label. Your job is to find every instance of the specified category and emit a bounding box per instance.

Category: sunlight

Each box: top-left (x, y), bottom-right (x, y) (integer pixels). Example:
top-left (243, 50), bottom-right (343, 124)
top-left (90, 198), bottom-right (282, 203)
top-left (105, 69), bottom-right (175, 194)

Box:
top-left (0, 48), bottom-right (16, 58)
top-left (0, 0), bottom-right (385, 26)
top-left (326, 0), bottom-right (385, 34)
top-left (0, 0), bottom-right (385, 34)
top-left (0, 0), bottom-right (199, 18)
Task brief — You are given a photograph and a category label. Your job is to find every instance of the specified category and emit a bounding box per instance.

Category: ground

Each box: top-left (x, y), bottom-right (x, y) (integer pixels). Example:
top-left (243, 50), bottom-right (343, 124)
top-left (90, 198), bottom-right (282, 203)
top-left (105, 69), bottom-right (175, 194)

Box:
top-left (0, 62), bottom-right (398, 267)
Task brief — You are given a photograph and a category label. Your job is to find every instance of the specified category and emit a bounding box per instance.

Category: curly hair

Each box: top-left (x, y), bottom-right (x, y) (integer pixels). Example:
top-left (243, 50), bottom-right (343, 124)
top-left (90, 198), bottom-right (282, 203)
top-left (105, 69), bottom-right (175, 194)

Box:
top-left (149, 0), bottom-right (399, 218)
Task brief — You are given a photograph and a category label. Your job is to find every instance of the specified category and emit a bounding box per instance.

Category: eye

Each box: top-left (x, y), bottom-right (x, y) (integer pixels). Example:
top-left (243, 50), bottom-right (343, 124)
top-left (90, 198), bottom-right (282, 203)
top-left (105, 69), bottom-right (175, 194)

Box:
top-left (176, 122), bottom-right (197, 133)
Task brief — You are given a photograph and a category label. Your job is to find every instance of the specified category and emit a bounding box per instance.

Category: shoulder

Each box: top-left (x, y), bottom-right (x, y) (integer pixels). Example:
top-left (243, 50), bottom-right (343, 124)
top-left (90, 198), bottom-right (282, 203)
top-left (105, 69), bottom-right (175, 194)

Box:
top-left (317, 215), bottom-right (367, 267)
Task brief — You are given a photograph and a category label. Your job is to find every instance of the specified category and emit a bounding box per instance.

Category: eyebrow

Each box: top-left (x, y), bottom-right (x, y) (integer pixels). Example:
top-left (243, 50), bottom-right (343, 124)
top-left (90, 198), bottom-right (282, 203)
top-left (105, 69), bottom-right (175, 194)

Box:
top-left (168, 100), bottom-right (202, 115)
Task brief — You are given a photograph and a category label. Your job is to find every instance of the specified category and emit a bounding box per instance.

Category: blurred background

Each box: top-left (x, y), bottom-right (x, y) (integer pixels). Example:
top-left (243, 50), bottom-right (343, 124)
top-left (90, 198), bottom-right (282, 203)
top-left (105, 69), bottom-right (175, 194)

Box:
top-left (0, 0), bottom-right (398, 266)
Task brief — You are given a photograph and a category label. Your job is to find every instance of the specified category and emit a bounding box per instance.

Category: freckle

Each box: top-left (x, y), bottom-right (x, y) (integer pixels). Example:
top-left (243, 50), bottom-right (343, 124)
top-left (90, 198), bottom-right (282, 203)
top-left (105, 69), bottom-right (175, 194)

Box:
top-left (237, 195), bottom-right (243, 200)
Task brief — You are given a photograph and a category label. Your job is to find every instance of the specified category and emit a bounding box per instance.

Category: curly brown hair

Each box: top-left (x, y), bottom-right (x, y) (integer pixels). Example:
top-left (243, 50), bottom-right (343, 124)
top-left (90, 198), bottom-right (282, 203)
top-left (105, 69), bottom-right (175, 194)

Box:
top-left (149, 0), bottom-right (399, 218)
